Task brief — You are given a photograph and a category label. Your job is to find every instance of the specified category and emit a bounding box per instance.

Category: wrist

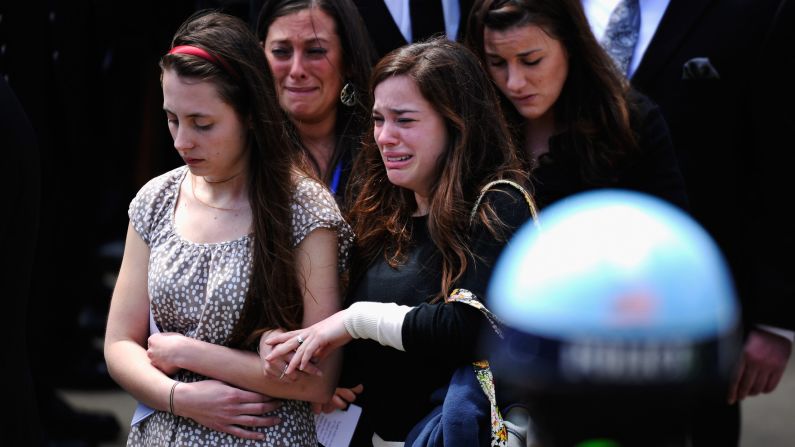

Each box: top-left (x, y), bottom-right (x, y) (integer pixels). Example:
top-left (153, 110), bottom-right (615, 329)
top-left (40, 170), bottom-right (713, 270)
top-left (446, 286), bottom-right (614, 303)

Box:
top-left (173, 335), bottom-right (194, 369)
top-left (169, 380), bottom-right (181, 416)
top-left (756, 325), bottom-right (795, 343)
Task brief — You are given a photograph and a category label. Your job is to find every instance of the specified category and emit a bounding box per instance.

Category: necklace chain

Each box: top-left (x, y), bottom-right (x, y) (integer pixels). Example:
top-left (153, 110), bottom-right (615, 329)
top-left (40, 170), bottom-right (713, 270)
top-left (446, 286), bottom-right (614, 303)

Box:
top-left (190, 174), bottom-right (245, 211)
top-left (204, 170), bottom-right (243, 184)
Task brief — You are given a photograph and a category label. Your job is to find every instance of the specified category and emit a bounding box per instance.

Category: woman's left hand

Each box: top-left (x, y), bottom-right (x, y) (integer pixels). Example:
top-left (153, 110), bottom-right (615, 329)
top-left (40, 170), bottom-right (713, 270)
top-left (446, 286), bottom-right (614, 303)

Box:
top-left (147, 332), bottom-right (188, 375)
top-left (258, 329), bottom-right (305, 382)
top-left (264, 309), bottom-right (352, 376)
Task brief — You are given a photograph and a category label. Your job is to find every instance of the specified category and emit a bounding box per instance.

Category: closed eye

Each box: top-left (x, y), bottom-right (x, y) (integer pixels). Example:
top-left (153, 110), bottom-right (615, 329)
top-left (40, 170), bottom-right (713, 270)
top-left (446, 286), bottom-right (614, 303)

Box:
top-left (165, 112), bottom-right (178, 126)
top-left (270, 47), bottom-right (291, 59)
top-left (307, 47), bottom-right (328, 58)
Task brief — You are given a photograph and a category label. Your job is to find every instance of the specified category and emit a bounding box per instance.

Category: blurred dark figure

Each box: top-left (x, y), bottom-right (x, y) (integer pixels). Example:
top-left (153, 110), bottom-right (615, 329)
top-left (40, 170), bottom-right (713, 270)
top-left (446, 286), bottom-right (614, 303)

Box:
top-left (581, 0), bottom-right (794, 444)
top-left (1, 1), bottom-right (200, 445)
top-left (2, 4), bottom-right (120, 446)
top-left (1, 71), bottom-right (44, 447)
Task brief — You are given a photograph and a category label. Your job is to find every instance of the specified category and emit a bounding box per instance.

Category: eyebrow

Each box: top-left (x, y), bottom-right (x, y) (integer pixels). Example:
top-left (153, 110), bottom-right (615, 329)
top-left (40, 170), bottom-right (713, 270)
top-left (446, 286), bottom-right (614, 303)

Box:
top-left (268, 37), bottom-right (330, 45)
top-left (486, 49), bottom-right (542, 58)
top-left (373, 107), bottom-right (420, 114)
top-left (163, 108), bottom-right (210, 118)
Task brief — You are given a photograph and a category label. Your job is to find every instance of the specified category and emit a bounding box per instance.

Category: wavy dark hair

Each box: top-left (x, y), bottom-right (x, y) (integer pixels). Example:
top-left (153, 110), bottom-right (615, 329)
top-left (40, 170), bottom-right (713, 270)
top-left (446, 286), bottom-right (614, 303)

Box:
top-left (347, 37), bottom-right (527, 302)
top-left (465, 0), bottom-right (638, 183)
top-left (161, 11), bottom-right (305, 347)
top-left (256, 0), bottom-right (377, 191)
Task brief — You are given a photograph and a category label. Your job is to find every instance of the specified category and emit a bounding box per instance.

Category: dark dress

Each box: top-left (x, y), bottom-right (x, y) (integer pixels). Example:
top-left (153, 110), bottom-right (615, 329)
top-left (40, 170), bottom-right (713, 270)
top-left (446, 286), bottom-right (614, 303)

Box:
top-left (343, 187), bottom-right (533, 444)
top-left (530, 91), bottom-right (689, 211)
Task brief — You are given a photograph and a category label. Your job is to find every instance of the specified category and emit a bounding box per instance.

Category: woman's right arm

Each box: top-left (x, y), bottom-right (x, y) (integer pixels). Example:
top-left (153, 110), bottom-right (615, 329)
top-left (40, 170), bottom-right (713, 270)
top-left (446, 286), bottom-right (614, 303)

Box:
top-left (104, 224), bottom-right (280, 440)
top-left (104, 223), bottom-right (173, 411)
top-left (267, 187), bottom-right (533, 370)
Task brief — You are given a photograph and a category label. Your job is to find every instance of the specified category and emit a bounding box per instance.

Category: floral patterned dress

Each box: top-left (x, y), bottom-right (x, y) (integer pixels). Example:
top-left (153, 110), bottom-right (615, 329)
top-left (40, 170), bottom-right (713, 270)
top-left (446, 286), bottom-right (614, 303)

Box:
top-left (126, 166), bottom-right (352, 446)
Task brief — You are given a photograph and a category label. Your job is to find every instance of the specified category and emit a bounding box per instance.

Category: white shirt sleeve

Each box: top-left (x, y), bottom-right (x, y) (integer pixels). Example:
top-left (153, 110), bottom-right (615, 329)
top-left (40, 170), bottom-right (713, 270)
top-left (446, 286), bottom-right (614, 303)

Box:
top-left (756, 324), bottom-right (795, 343)
top-left (343, 301), bottom-right (413, 351)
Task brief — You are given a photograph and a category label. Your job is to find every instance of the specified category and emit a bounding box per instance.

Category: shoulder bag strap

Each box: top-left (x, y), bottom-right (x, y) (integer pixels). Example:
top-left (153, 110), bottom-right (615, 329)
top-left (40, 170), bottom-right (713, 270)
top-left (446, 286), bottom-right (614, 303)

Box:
top-left (468, 179), bottom-right (540, 228)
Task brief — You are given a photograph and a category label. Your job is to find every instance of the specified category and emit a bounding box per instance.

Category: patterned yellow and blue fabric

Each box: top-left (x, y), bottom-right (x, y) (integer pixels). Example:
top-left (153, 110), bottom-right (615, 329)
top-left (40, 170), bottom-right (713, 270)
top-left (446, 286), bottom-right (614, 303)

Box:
top-left (448, 289), bottom-right (508, 447)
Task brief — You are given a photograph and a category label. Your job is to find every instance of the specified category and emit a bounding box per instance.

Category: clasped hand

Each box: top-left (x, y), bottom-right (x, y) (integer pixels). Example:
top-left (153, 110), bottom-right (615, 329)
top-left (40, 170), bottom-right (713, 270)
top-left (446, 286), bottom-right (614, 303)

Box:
top-left (147, 332), bottom-right (284, 439)
top-left (261, 310), bottom-right (352, 378)
top-left (147, 332), bottom-right (188, 375)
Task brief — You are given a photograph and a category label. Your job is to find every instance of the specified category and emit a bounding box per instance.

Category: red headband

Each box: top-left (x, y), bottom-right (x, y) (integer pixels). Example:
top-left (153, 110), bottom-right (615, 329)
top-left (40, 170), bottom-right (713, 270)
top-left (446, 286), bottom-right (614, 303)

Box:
top-left (167, 45), bottom-right (240, 80)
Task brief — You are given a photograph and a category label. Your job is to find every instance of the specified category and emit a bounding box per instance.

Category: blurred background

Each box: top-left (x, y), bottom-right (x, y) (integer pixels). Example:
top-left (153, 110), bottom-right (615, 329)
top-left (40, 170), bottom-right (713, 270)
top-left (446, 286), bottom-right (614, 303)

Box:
top-left (2, 1), bottom-right (793, 446)
top-left (1, 2), bottom-right (253, 446)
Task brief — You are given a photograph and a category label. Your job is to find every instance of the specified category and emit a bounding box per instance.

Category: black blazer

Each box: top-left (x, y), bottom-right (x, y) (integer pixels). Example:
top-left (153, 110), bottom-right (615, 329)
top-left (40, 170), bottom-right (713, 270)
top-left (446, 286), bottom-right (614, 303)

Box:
top-left (530, 90), bottom-right (689, 212)
top-left (353, 0), bottom-right (474, 58)
top-left (630, 0), bottom-right (793, 331)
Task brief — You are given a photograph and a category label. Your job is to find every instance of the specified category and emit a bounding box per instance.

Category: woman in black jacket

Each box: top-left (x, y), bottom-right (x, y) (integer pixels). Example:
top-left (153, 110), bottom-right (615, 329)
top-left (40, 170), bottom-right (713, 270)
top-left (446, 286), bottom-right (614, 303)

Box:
top-left (465, 0), bottom-right (689, 210)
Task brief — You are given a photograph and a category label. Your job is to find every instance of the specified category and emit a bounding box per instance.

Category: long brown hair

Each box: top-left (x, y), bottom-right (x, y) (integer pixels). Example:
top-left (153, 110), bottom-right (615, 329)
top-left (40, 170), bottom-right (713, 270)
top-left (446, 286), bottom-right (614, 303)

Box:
top-left (256, 0), bottom-right (377, 189)
top-left (347, 37), bottom-right (527, 302)
top-left (162, 11), bottom-right (305, 347)
top-left (465, 0), bottom-right (638, 183)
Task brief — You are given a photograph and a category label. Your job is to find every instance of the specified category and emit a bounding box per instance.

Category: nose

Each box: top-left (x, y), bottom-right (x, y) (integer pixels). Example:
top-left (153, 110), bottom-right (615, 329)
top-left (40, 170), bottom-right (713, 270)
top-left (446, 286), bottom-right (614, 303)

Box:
top-left (289, 53), bottom-right (307, 79)
top-left (173, 125), bottom-right (194, 152)
top-left (375, 121), bottom-right (398, 148)
top-left (505, 62), bottom-right (527, 93)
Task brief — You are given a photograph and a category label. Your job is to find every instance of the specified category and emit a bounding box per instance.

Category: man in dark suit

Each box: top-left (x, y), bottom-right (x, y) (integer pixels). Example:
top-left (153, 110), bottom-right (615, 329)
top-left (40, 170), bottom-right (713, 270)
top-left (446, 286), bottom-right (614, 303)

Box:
top-left (352, 0), bottom-right (474, 58)
top-left (586, 0), bottom-right (793, 444)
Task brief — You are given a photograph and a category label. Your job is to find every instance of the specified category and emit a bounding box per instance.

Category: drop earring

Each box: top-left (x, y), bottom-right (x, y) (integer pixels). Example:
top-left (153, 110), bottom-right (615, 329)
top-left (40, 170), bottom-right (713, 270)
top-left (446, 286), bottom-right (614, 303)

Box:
top-left (340, 81), bottom-right (356, 107)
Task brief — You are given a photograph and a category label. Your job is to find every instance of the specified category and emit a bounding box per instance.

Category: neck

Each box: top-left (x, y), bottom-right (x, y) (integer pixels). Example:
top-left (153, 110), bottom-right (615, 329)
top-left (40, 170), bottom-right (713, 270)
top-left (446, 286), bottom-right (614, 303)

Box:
top-left (525, 111), bottom-right (557, 162)
top-left (203, 169), bottom-right (244, 184)
top-left (413, 193), bottom-right (430, 217)
top-left (295, 114), bottom-right (337, 178)
top-left (190, 170), bottom-right (249, 211)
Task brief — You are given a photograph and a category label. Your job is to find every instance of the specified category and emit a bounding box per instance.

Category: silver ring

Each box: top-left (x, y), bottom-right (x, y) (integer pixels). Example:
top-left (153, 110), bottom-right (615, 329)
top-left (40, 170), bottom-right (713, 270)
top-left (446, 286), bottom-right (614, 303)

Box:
top-left (279, 364), bottom-right (288, 380)
top-left (297, 335), bottom-right (304, 346)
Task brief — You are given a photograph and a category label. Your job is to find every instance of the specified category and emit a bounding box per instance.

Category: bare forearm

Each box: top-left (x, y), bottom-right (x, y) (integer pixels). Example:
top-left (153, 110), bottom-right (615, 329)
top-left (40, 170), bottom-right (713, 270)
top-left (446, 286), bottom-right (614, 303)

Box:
top-left (105, 339), bottom-right (175, 411)
top-left (177, 338), bottom-right (339, 402)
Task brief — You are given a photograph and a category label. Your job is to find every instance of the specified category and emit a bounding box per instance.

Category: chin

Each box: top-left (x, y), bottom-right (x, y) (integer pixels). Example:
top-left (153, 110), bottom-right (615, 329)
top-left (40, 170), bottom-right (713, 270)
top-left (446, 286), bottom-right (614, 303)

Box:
top-left (289, 109), bottom-right (325, 124)
top-left (386, 173), bottom-right (410, 190)
top-left (516, 107), bottom-right (540, 121)
top-left (185, 164), bottom-right (204, 175)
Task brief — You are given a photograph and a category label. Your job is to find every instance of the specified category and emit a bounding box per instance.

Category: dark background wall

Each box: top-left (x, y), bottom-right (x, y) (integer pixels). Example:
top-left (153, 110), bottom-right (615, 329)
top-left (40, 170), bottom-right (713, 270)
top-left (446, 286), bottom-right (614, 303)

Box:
top-left (1, 2), bottom-right (250, 445)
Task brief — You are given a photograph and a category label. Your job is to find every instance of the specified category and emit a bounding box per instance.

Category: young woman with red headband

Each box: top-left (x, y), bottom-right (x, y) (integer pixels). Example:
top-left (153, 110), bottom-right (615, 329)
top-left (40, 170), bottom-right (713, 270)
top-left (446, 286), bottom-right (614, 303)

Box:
top-left (104, 10), bottom-right (352, 446)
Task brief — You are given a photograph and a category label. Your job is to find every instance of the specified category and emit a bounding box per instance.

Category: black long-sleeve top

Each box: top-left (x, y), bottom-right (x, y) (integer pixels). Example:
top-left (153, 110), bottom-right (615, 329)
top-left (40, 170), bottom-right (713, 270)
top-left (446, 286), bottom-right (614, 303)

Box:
top-left (342, 186), bottom-right (533, 444)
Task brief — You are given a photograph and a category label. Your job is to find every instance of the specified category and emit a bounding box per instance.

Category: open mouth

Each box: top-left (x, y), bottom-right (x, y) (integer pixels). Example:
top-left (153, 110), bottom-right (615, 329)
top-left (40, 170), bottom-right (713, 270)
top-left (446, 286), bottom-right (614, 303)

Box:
top-left (387, 155), bottom-right (412, 162)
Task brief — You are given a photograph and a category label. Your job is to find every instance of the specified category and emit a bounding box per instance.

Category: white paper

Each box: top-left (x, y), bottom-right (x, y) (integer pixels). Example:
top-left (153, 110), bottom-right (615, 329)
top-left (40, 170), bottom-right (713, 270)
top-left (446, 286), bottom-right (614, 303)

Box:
top-left (131, 402), bottom-right (156, 426)
top-left (315, 404), bottom-right (362, 447)
top-left (131, 309), bottom-right (160, 426)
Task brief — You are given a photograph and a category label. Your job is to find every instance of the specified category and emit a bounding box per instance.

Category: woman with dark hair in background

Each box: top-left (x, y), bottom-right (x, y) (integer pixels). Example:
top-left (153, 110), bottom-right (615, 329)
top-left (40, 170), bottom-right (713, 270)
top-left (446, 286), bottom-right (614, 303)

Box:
top-left (104, 11), bottom-right (352, 446)
top-left (256, 0), bottom-right (377, 204)
top-left (264, 37), bottom-right (534, 446)
top-left (465, 0), bottom-right (688, 210)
